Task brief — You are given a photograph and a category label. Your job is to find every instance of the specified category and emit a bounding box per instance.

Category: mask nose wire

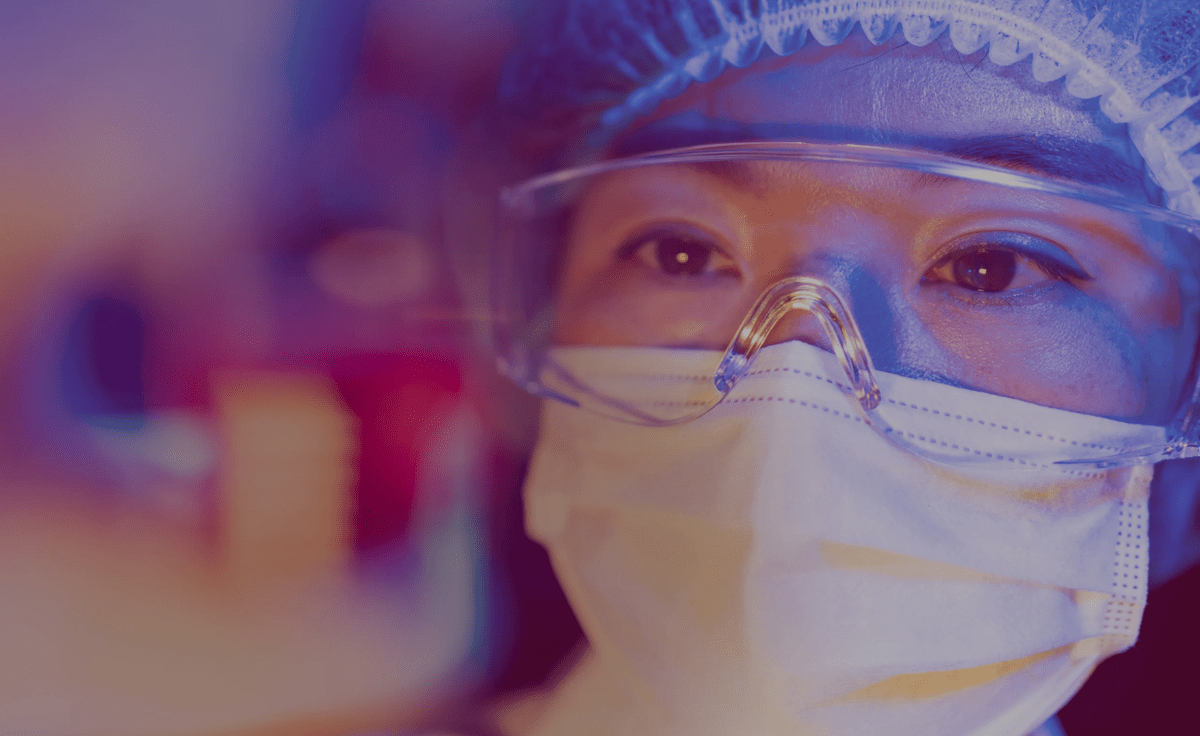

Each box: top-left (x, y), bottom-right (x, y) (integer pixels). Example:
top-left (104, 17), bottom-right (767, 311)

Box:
top-left (713, 276), bottom-right (882, 412)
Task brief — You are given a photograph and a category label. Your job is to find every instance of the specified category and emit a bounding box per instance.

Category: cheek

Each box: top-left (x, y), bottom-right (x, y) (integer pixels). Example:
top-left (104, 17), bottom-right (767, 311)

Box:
top-left (912, 294), bottom-right (1160, 420)
top-left (553, 271), bottom-right (749, 348)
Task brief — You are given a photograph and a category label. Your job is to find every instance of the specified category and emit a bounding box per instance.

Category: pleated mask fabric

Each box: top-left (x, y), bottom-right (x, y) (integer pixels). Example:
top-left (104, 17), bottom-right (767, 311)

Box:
top-left (523, 340), bottom-right (1152, 736)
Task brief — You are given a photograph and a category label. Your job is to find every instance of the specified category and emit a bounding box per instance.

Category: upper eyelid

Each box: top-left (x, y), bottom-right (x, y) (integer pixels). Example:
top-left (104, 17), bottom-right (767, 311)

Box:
top-left (929, 232), bottom-right (1091, 279)
top-left (615, 222), bottom-right (736, 261)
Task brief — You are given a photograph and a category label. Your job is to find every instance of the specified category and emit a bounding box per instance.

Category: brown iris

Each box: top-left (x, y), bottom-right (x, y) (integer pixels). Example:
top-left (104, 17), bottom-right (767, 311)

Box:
top-left (951, 248), bottom-right (1018, 292)
top-left (651, 234), bottom-right (713, 276)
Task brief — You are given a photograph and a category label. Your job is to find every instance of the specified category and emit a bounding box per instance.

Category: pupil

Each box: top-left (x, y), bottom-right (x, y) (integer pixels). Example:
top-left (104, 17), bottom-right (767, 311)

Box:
top-left (952, 248), bottom-right (1017, 292)
top-left (656, 236), bottom-right (710, 276)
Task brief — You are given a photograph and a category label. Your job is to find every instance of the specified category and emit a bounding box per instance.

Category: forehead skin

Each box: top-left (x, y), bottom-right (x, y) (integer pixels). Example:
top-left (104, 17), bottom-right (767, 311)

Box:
top-left (629, 32), bottom-right (1143, 177)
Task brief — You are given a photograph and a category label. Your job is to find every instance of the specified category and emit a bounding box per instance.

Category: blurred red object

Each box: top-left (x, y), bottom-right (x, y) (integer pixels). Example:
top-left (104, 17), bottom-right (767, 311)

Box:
top-left (335, 351), bottom-right (470, 554)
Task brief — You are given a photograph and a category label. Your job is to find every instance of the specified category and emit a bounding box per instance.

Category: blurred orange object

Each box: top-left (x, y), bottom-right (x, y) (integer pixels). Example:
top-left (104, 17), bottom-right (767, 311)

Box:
top-left (215, 371), bottom-right (357, 584)
top-left (0, 369), bottom-right (482, 736)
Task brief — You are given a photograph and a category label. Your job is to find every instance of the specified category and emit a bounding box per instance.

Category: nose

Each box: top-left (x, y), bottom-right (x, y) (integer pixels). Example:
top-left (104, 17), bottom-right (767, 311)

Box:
top-left (714, 275), bottom-right (881, 411)
top-left (765, 255), bottom-right (903, 366)
top-left (762, 256), bottom-right (863, 354)
top-left (763, 307), bottom-right (835, 353)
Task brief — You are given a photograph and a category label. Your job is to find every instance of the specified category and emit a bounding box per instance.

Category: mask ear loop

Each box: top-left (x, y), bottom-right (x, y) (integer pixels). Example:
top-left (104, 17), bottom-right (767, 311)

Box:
top-left (714, 276), bottom-right (881, 411)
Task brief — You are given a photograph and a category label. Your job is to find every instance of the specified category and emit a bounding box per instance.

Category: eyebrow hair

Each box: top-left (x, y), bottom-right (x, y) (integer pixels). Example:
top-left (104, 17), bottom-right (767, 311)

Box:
top-left (613, 121), bottom-right (1146, 195)
top-left (939, 135), bottom-right (1144, 191)
top-left (686, 159), bottom-right (765, 192)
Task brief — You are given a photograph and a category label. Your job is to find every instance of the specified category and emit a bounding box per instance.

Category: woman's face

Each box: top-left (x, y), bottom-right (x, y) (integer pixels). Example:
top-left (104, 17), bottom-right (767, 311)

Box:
top-left (551, 35), bottom-right (1197, 424)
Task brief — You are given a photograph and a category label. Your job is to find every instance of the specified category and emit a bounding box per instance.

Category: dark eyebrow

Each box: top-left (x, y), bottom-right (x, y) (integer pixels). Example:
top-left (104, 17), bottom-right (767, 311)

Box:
top-left (686, 159), bottom-right (765, 192)
top-left (938, 135), bottom-right (1144, 192)
top-left (612, 119), bottom-right (1146, 195)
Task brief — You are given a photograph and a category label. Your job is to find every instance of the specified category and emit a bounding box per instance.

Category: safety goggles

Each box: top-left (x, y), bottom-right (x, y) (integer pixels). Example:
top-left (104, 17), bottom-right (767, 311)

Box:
top-left (493, 141), bottom-right (1200, 468)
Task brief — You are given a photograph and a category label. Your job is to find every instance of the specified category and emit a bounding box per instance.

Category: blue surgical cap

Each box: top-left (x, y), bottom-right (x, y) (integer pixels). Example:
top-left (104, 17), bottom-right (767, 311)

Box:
top-left (500, 0), bottom-right (1200, 215)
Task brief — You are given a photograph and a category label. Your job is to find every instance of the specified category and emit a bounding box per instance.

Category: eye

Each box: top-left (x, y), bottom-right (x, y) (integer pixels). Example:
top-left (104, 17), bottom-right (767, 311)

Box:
top-left (924, 235), bottom-right (1089, 294)
top-left (946, 248), bottom-right (1019, 292)
top-left (618, 227), bottom-right (738, 279)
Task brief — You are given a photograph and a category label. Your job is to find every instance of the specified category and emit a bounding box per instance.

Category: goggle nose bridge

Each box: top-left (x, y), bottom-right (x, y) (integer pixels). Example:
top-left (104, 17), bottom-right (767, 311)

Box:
top-left (713, 276), bottom-right (882, 412)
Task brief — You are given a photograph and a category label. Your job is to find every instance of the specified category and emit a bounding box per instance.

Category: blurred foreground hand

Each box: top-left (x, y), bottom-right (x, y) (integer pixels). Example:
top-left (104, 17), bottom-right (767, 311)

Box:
top-left (0, 372), bottom-right (480, 736)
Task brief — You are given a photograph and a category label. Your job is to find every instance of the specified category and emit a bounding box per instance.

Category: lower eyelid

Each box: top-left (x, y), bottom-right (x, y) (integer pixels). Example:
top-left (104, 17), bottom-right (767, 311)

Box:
top-left (922, 278), bottom-right (1074, 307)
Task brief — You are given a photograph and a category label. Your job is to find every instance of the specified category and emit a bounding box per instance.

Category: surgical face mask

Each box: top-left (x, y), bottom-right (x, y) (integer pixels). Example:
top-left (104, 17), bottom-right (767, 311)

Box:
top-left (523, 339), bottom-right (1152, 736)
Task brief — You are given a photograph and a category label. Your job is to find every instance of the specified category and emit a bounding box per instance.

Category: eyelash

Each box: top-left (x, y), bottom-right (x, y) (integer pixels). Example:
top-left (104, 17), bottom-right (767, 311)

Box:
top-left (612, 220), bottom-right (1091, 304)
top-left (921, 233), bottom-right (1090, 295)
top-left (617, 225), bottom-right (739, 280)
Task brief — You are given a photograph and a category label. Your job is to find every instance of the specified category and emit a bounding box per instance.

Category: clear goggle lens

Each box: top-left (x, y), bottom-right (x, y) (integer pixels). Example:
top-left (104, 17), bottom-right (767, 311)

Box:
top-left (494, 142), bottom-right (1200, 468)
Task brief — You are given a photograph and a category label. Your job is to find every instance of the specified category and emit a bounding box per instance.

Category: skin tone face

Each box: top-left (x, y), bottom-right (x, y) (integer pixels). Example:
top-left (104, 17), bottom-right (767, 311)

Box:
top-left (550, 34), bottom-right (1198, 424)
